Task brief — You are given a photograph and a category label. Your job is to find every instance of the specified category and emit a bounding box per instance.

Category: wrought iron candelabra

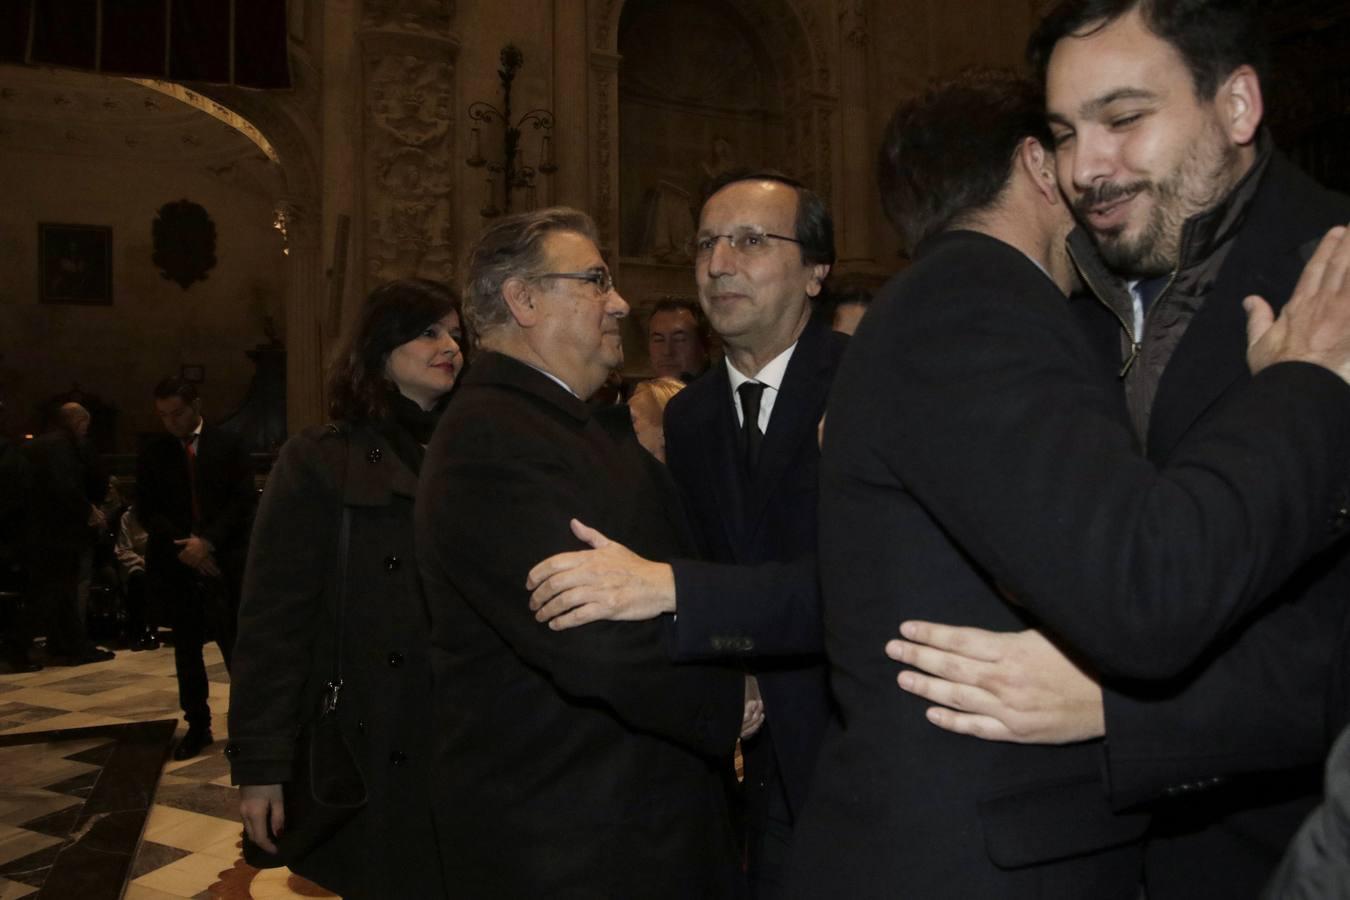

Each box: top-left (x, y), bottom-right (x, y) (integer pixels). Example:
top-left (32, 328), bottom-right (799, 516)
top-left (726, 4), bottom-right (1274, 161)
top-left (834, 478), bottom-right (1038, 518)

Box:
top-left (465, 45), bottom-right (557, 217)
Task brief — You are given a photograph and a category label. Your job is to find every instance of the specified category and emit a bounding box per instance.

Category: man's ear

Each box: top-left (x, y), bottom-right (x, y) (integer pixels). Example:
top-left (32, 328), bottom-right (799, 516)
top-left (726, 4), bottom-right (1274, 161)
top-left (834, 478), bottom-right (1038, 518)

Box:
top-left (502, 277), bottom-right (537, 327)
top-left (806, 263), bottom-right (831, 298)
top-left (1219, 64), bottom-right (1263, 146)
top-left (1020, 137), bottom-right (1061, 207)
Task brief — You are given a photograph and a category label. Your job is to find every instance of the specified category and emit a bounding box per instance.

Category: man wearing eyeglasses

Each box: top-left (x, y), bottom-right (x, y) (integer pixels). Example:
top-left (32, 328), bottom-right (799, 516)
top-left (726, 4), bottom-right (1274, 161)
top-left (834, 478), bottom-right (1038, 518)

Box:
top-left (526, 171), bottom-right (844, 897)
top-left (416, 207), bottom-right (745, 897)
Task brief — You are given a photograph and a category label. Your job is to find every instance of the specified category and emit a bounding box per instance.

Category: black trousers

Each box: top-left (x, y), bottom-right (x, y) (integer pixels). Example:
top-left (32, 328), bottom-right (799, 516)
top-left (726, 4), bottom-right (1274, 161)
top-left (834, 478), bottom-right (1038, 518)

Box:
top-left (25, 545), bottom-right (92, 658)
top-left (154, 565), bottom-right (236, 728)
top-left (744, 723), bottom-right (795, 900)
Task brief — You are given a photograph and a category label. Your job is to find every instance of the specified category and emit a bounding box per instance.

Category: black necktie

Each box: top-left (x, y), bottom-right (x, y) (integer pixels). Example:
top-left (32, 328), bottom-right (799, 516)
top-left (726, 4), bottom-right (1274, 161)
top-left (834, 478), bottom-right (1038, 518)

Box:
top-left (738, 382), bottom-right (765, 472)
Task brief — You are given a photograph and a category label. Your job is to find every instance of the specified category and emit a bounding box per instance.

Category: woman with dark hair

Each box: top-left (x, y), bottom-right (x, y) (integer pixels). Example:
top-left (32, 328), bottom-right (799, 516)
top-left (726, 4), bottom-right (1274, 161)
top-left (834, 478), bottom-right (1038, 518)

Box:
top-left (227, 278), bottom-right (461, 898)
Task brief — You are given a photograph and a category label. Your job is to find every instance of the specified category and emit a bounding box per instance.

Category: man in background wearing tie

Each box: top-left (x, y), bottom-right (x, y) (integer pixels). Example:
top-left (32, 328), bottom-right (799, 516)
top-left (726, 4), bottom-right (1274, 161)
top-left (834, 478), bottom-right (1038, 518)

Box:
top-left (137, 376), bottom-right (255, 760)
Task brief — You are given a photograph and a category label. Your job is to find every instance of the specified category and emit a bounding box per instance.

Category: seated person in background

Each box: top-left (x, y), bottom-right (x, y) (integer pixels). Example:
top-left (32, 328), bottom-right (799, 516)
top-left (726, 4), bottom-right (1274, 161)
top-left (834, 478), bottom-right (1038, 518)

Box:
top-left (229, 279), bottom-right (463, 899)
top-left (629, 376), bottom-right (685, 463)
top-left (113, 503), bottom-right (157, 651)
top-left (415, 207), bottom-right (745, 898)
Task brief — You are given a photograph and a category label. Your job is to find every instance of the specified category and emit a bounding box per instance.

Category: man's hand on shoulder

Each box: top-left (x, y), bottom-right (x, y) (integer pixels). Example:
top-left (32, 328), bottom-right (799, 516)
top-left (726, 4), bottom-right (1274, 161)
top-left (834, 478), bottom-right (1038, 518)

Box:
top-left (526, 518), bottom-right (677, 629)
top-left (886, 620), bottom-right (1105, 744)
top-left (1247, 224), bottom-right (1350, 381)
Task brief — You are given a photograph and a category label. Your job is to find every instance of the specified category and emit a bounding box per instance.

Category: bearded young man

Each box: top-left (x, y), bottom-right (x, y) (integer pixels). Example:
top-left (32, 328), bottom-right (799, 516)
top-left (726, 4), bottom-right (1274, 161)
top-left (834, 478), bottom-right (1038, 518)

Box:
top-left (888, 2), bottom-right (1350, 898)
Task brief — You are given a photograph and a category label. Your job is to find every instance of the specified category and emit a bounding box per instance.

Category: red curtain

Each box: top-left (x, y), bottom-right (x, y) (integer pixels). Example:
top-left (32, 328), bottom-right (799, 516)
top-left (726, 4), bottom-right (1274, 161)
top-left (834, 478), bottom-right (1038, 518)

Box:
top-left (0, 0), bottom-right (290, 89)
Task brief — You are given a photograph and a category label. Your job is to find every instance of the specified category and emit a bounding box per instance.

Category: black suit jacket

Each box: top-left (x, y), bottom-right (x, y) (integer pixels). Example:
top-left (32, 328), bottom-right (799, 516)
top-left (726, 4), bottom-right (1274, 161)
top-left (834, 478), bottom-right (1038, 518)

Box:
top-left (135, 424), bottom-right (255, 585)
top-left (663, 313), bottom-right (847, 818)
top-left (788, 230), bottom-right (1350, 898)
top-left (415, 351), bottom-right (743, 898)
top-left (1073, 152), bottom-right (1350, 899)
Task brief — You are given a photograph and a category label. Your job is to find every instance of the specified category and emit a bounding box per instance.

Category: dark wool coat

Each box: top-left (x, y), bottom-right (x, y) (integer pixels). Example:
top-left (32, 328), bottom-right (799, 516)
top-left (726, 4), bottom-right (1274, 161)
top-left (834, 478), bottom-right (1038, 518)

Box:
top-left (1073, 151), bottom-right (1350, 900)
top-left (227, 422), bottom-right (443, 899)
top-left (416, 351), bottom-right (744, 899)
top-left (787, 230), bottom-right (1350, 899)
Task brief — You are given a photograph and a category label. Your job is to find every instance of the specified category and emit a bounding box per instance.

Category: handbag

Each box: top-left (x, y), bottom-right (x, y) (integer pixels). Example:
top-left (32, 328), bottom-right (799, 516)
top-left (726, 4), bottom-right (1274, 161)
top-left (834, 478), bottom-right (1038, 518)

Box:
top-left (244, 506), bottom-right (369, 868)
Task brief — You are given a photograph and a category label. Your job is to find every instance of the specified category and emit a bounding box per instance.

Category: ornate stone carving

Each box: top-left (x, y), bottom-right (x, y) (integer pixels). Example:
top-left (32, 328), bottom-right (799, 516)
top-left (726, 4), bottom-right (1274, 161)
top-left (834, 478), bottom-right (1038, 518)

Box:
top-left (594, 65), bottom-right (614, 246)
top-left (841, 0), bottom-right (868, 48)
top-left (364, 53), bottom-right (457, 284)
top-left (362, 0), bottom-right (453, 33)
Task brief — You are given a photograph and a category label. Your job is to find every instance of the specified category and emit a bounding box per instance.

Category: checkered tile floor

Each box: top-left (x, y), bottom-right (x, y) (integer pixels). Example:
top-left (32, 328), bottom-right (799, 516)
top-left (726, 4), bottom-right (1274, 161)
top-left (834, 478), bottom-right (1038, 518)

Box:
top-left (0, 644), bottom-right (337, 899)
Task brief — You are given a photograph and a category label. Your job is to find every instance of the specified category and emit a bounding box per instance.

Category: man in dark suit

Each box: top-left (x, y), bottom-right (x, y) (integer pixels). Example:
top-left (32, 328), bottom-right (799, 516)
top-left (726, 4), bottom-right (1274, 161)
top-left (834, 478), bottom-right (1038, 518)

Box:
top-left (415, 207), bottom-right (744, 898)
top-left (887, 4), bottom-right (1350, 897)
top-left (787, 68), bottom-right (1350, 899)
top-left (527, 172), bottom-right (842, 897)
top-left (137, 377), bottom-right (254, 760)
top-left (20, 402), bottom-right (111, 667)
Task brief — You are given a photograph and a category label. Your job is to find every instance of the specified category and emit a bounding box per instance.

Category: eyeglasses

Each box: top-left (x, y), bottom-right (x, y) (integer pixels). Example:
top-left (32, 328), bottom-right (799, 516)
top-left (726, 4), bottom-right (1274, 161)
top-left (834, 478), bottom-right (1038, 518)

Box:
top-left (691, 227), bottom-right (802, 259)
top-left (536, 267), bottom-right (614, 296)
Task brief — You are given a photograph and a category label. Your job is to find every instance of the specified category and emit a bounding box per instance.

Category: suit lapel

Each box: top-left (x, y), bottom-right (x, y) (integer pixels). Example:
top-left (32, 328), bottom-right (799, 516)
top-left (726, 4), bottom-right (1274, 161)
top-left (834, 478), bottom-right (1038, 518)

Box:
top-left (743, 318), bottom-right (828, 538)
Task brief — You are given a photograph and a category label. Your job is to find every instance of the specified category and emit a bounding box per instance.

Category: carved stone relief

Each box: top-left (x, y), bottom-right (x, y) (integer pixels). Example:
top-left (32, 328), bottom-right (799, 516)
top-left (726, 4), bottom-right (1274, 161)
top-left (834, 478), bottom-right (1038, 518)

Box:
top-left (363, 52), bottom-right (457, 286)
top-left (362, 0), bottom-right (454, 33)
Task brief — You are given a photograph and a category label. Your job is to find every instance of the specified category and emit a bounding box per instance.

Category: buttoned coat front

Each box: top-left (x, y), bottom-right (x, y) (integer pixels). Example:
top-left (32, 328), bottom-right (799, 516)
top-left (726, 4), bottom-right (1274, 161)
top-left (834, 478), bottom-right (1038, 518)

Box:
top-left (227, 422), bottom-right (442, 899)
top-left (417, 352), bottom-right (744, 899)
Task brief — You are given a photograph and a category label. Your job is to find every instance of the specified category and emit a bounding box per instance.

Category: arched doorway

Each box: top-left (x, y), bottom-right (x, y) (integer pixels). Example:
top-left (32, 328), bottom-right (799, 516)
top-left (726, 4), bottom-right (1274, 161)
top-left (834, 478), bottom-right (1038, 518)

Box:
top-left (589, 0), bottom-right (838, 374)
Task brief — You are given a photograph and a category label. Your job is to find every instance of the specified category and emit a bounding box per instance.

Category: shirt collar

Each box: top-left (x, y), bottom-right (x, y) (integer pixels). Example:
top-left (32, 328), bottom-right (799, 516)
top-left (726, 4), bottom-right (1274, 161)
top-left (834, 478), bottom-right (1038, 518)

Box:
top-left (726, 340), bottom-right (797, 395)
top-left (522, 362), bottom-right (580, 398)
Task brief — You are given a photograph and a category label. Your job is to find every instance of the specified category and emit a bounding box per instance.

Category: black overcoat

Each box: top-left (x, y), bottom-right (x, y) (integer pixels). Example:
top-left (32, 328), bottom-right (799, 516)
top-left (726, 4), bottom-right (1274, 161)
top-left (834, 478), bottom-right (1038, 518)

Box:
top-left (787, 230), bottom-right (1350, 898)
top-left (227, 422), bottom-right (442, 898)
top-left (1077, 152), bottom-right (1350, 899)
top-left (416, 351), bottom-right (743, 898)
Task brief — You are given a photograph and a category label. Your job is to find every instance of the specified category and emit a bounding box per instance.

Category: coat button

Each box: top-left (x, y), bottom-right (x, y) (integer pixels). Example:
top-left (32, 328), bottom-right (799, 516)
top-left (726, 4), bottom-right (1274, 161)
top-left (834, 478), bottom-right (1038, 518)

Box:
top-left (390, 750), bottom-right (407, 766)
top-left (366, 448), bottom-right (382, 463)
top-left (223, 743), bottom-right (240, 759)
top-left (357, 720), bottom-right (367, 734)
top-left (384, 555), bottom-right (401, 572)
top-left (387, 651), bottom-right (404, 668)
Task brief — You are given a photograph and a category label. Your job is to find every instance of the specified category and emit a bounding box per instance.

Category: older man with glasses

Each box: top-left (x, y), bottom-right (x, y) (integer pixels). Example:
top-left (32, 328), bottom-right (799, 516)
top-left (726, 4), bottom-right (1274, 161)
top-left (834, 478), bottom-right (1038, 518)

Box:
top-left (526, 171), bottom-right (844, 898)
top-left (415, 206), bottom-right (746, 898)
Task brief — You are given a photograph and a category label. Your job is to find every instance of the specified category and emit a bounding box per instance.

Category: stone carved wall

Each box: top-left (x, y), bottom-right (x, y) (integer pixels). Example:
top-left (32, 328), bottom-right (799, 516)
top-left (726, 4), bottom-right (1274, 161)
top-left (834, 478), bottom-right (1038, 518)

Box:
top-left (363, 0), bottom-right (455, 32)
top-left (361, 33), bottom-right (459, 288)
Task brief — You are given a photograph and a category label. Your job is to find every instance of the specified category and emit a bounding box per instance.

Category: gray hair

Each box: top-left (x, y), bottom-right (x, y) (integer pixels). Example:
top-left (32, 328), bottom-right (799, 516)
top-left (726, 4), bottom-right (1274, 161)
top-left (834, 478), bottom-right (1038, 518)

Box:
top-left (463, 207), bottom-right (600, 339)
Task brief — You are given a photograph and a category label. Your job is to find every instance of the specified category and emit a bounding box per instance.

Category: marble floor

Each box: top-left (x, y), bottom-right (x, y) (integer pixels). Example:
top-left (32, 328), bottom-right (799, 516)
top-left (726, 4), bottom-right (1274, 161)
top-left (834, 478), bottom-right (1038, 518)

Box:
top-left (0, 643), bottom-right (338, 899)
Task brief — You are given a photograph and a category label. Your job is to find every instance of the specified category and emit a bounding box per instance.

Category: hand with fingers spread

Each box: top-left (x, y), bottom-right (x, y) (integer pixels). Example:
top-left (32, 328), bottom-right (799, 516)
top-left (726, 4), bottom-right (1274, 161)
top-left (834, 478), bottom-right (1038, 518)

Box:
top-left (1247, 225), bottom-right (1350, 380)
top-left (526, 518), bottom-right (677, 629)
top-left (886, 620), bottom-right (1104, 744)
top-left (240, 783), bottom-right (285, 854)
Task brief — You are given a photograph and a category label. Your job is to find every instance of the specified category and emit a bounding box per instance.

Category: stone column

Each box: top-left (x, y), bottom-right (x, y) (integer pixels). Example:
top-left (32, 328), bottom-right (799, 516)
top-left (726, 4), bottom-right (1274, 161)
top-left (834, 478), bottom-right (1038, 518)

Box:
top-left (835, 0), bottom-right (876, 265)
top-left (588, 49), bottom-right (621, 256)
top-left (552, 0), bottom-right (590, 211)
top-left (360, 2), bottom-right (460, 291)
top-left (281, 201), bottom-right (327, 429)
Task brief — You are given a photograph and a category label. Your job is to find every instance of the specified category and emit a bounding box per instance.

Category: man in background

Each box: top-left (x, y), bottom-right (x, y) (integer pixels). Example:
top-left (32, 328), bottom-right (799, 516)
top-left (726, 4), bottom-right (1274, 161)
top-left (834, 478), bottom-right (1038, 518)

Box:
top-left (22, 402), bottom-right (111, 667)
top-left (647, 296), bottom-right (712, 382)
top-left (137, 377), bottom-right (254, 760)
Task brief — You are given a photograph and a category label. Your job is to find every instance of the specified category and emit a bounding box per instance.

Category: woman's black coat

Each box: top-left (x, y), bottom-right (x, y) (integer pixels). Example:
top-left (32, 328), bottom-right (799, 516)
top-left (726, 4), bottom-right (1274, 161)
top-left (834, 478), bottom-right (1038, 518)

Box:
top-left (227, 421), bottom-right (442, 898)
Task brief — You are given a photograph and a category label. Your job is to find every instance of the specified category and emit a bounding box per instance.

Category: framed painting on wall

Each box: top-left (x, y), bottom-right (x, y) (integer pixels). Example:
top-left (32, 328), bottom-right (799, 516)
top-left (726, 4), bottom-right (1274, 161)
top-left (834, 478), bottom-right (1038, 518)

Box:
top-left (39, 223), bottom-right (112, 304)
